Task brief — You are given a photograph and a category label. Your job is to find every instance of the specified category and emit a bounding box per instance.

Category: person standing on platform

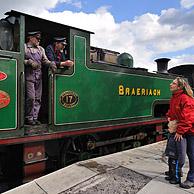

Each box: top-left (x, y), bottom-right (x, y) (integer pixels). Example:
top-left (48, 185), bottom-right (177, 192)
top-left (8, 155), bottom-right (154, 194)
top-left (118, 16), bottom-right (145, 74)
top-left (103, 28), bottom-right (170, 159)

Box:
top-left (165, 77), bottom-right (194, 189)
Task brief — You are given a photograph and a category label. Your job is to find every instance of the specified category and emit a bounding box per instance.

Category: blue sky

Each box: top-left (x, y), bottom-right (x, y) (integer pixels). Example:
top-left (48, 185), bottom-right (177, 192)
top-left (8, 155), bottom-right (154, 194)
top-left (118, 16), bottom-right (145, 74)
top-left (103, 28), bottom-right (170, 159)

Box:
top-left (51, 0), bottom-right (181, 22)
top-left (1, 0), bottom-right (194, 70)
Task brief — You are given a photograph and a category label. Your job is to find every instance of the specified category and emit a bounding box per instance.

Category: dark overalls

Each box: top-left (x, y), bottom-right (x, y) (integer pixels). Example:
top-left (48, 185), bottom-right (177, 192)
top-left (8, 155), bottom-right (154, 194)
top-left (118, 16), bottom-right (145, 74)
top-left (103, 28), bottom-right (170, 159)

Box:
top-left (24, 44), bottom-right (44, 122)
top-left (165, 133), bottom-right (186, 183)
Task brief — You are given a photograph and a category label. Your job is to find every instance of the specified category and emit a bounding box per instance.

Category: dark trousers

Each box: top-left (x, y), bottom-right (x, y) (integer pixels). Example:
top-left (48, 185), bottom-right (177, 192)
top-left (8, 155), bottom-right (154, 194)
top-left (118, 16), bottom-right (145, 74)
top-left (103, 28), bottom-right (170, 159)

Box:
top-left (168, 158), bottom-right (181, 181)
top-left (165, 134), bottom-right (186, 181)
top-left (25, 79), bottom-right (42, 121)
top-left (186, 135), bottom-right (194, 182)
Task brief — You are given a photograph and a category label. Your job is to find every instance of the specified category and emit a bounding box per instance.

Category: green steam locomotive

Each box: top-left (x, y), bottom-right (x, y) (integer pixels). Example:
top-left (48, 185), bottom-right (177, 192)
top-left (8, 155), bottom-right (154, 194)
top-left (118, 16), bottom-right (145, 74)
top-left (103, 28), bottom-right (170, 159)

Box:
top-left (0, 10), bottom-right (175, 187)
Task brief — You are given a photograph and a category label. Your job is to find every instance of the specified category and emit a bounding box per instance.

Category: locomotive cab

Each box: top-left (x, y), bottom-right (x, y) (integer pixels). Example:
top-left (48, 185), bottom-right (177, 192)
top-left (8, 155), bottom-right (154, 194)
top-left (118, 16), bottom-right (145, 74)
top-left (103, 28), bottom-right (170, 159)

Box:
top-left (0, 10), bottom-right (78, 129)
top-left (24, 14), bottom-right (72, 124)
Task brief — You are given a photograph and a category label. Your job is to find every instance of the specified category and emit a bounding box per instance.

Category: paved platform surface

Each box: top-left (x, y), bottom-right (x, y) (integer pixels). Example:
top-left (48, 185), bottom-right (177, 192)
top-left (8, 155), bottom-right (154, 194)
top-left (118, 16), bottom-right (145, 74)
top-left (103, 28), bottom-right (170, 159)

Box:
top-left (4, 141), bottom-right (194, 194)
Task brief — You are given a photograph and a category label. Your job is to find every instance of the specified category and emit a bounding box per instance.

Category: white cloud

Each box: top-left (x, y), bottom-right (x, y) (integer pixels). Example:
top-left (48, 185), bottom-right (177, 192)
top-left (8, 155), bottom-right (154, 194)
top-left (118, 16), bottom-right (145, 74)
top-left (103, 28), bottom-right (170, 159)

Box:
top-left (0, 0), bottom-right (82, 18)
top-left (37, 10), bottom-right (158, 71)
top-left (0, 0), bottom-right (58, 17)
top-left (39, 7), bottom-right (194, 71)
top-left (180, 0), bottom-right (194, 9)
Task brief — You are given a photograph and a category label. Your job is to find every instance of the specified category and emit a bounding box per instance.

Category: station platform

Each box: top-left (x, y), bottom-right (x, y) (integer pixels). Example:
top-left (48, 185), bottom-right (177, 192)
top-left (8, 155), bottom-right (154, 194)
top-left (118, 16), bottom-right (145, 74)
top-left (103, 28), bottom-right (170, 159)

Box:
top-left (4, 141), bottom-right (194, 194)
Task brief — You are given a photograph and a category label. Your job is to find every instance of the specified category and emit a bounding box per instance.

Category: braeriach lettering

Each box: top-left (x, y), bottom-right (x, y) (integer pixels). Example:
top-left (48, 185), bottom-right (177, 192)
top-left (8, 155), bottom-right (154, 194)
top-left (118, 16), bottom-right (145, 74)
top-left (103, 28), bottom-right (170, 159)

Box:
top-left (119, 85), bottom-right (161, 96)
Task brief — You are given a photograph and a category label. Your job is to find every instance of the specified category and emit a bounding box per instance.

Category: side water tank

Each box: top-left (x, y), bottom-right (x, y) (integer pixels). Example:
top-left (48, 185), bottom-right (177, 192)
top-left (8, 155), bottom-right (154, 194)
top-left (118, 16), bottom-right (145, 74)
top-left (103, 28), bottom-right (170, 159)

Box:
top-left (117, 52), bottom-right (133, 68)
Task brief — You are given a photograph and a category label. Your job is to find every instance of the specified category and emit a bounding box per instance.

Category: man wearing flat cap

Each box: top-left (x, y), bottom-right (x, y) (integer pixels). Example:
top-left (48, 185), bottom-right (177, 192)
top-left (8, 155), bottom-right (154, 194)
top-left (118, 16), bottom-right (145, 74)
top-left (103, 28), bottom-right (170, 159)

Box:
top-left (45, 37), bottom-right (74, 68)
top-left (24, 31), bottom-right (57, 125)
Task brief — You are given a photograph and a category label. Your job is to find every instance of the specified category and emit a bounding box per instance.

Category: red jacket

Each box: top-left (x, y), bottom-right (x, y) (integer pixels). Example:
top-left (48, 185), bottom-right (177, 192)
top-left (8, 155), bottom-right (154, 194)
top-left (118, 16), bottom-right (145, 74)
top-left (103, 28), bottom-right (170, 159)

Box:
top-left (166, 89), bottom-right (194, 135)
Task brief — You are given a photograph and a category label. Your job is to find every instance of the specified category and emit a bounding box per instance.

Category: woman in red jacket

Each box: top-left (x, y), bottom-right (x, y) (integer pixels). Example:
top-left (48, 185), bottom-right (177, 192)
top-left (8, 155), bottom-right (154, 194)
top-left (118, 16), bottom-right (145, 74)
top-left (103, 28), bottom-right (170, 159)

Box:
top-left (167, 77), bottom-right (194, 189)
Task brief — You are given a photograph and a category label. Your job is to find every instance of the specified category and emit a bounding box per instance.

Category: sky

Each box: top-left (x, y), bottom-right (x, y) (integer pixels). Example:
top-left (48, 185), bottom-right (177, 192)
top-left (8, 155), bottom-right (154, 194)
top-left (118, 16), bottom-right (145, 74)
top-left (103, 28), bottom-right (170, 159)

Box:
top-left (1, 0), bottom-right (194, 71)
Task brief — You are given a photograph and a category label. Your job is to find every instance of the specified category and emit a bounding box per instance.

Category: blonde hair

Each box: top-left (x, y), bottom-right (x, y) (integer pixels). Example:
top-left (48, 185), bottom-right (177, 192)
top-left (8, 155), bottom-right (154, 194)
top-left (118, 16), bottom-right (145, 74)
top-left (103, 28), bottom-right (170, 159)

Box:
top-left (176, 77), bottom-right (193, 98)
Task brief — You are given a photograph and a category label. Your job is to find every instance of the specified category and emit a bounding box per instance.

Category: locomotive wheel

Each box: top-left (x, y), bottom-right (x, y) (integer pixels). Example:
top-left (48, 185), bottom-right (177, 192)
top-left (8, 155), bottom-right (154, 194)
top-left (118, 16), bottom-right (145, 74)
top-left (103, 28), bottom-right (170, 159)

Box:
top-left (60, 134), bottom-right (100, 167)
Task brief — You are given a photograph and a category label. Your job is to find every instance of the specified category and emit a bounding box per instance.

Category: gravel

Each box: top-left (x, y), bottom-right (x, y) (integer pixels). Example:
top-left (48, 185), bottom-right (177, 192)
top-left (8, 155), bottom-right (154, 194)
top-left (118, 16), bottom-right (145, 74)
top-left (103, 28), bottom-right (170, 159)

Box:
top-left (62, 166), bottom-right (151, 194)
